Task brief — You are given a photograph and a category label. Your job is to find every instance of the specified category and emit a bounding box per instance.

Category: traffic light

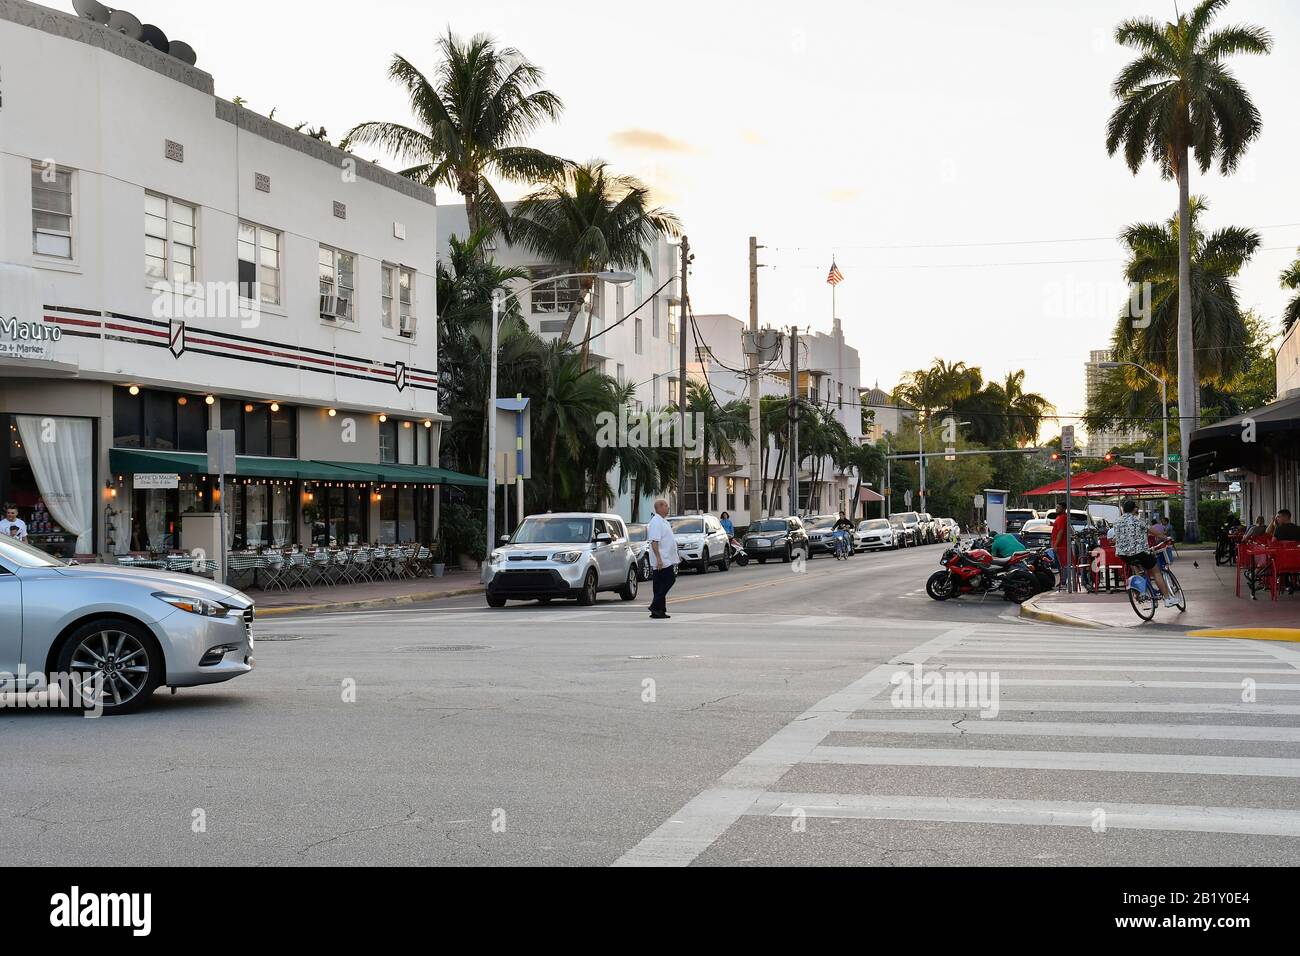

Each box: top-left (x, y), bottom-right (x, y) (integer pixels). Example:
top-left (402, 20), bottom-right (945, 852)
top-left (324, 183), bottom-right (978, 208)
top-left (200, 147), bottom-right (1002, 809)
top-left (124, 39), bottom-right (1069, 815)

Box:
top-left (1104, 453), bottom-right (1114, 462)
top-left (1050, 453), bottom-right (1060, 461)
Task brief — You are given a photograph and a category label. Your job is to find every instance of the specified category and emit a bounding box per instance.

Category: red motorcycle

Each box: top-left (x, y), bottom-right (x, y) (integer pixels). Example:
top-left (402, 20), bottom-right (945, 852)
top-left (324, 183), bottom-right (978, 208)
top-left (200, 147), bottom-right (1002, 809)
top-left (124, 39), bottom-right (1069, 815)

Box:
top-left (926, 545), bottom-right (1054, 603)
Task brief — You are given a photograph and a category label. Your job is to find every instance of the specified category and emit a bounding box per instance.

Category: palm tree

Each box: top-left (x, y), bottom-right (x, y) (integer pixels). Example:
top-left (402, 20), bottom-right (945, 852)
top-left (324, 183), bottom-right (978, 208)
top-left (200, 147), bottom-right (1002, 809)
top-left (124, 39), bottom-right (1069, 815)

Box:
top-left (842, 442), bottom-right (885, 520)
top-left (996, 371), bottom-right (1053, 446)
top-left (1111, 198), bottom-right (1259, 385)
top-left (674, 382), bottom-right (752, 511)
top-left (511, 161), bottom-right (681, 368)
top-left (1281, 251), bottom-right (1300, 335)
top-left (343, 31), bottom-right (567, 242)
top-left (533, 341), bottom-right (613, 510)
top-left (1106, 0), bottom-right (1271, 540)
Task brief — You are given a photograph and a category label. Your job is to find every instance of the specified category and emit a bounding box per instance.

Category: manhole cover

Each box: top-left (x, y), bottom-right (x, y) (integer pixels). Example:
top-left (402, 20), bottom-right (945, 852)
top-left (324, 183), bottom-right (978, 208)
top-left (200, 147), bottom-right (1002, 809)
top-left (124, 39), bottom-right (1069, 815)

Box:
top-left (396, 644), bottom-right (490, 652)
top-left (255, 633), bottom-right (304, 642)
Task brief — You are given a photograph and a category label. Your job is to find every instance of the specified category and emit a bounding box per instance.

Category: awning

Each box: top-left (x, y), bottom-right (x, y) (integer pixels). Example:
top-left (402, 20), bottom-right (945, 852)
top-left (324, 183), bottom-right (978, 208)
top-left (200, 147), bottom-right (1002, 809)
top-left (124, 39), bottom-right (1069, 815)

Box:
top-left (1188, 395), bottom-right (1300, 480)
top-left (109, 449), bottom-right (487, 487)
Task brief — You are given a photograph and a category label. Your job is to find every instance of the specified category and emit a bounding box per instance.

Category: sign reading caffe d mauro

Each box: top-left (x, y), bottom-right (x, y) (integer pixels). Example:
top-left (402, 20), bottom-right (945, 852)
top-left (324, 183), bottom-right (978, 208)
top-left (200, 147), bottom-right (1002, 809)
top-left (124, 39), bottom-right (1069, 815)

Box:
top-left (0, 316), bottom-right (62, 360)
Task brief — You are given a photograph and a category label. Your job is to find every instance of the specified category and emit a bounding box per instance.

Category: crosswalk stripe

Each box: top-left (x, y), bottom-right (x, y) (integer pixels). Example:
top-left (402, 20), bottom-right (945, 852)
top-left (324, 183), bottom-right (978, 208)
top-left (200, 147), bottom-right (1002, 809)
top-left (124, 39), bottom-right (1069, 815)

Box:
top-left (808, 745), bottom-right (1300, 777)
top-left (929, 663), bottom-right (1297, 674)
top-left (849, 699), bottom-right (1300, 715)
top-left (994, 678), bottom-right (1300, 689)
top-left (830, 718), bottom-right (1300, 742)
top-left (746, 793), bottom-right (1300, 837)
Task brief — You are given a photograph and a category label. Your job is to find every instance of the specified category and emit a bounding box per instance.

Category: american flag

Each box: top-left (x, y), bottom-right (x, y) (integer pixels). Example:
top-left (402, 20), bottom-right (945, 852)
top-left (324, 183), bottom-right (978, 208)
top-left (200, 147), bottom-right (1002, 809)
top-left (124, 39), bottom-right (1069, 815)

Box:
top-left (826, 260), bottom-right (844, 286)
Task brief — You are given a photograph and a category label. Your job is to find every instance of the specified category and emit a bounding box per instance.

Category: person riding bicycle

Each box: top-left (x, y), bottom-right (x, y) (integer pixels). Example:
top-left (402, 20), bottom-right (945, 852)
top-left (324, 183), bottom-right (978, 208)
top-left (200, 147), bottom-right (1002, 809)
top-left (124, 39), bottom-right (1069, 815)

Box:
top-left (1114, 498), bottom-right (1176, 607)
top-left (832, 512), bottom-right (854, 557)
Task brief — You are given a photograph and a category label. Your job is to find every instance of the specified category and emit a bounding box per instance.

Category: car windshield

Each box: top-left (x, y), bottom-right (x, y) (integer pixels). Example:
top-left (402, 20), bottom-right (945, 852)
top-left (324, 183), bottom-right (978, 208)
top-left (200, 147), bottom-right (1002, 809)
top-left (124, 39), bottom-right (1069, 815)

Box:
top-left (671, 518), bottom-right (704, 534)
top-left (0, 535), bottom-right (65, 568)
top-left (890, 512), bottom-right (919, 524)
top-left (511, 516), bottom-right (594, 544)
top-left (860, 519), bottom-right (889, 531)
top-left (1008, 510), bottom-right (1035, 520)
top-left (748, 519), bottom-right (786, 533)
top-left (627, 525), bottom-right (647, 542)
top-left (808, 517), bottom-right (837, 529)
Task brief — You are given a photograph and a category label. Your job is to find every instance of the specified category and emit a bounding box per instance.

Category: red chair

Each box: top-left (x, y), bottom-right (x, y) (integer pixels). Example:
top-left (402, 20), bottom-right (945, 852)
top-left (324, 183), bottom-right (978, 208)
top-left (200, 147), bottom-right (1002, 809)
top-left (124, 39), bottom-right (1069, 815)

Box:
top-left (1269, 541), bottom-right (1300, 601)
top-left (1237, 538), bottom-right (1272, 598)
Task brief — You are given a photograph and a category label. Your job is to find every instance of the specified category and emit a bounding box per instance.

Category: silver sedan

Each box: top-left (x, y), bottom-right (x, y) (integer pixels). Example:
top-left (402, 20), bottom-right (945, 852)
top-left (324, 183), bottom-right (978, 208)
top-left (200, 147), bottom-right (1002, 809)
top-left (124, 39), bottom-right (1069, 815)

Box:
top-left (0, 536), bottom-right (254, 715)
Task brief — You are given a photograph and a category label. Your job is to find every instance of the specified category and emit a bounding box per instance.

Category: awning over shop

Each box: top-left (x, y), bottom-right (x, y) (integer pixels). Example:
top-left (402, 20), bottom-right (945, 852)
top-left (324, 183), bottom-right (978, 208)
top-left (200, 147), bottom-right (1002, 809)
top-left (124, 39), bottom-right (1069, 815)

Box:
top-left (109, 450), bottom-right (487, 487)
top-left (1188, 395), bottom-right (1300, 480)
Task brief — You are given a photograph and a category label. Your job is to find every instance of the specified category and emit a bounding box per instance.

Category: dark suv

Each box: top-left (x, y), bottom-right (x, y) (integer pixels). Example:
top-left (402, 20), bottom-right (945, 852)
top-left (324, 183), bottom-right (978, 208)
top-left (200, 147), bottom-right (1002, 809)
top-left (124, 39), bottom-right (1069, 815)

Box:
top-left (1005, 508), bottom-right (1037, 535)
top-left (742, 516), bottom-right (810, 564)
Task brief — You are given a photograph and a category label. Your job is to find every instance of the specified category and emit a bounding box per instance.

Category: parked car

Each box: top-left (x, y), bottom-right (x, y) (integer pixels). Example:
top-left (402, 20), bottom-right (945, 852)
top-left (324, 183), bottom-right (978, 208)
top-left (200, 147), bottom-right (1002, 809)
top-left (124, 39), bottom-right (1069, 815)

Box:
top-left (1005, 508), bottom-right (1038, 535)
top-left (742, 516), bottom-right (809, 563)
top-left (888, 515), bottom-right (914, 547)
top-left (626, 523), bottom-right (652, 580)
top-left (0, 534), bottom-right (255, 715)
top-left (939, 518), bottom-right (961, 541)
top-left (889, 511), bottom-right (923, 547)
top-left (855, 518), bottom-right (897, 551)
top-left (670, 514), bottom-right (731, 572)
top-left (917, 512), bottom-right (939, 544)
top-left (486, 513), bottom-right (638, 607)
top-left (1018, 518), bottom-right (1054, 550)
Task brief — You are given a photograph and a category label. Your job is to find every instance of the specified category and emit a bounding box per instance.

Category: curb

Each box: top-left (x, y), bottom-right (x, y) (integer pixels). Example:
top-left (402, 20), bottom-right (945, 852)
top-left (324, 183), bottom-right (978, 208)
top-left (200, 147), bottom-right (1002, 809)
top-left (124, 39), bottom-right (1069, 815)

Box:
top-left (255, 585), bottom-right (483, 618)
top-left (1018, 592), bottom-right (1111, 630)
top-left (1186, 627), bottom-right (1300, 643)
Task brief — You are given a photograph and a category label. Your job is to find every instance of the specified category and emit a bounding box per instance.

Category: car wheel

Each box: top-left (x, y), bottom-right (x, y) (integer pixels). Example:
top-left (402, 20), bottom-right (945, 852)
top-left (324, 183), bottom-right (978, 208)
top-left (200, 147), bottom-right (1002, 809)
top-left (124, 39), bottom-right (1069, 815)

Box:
top-left (57, 618), bottom-right (163, 716)
top-left (618, 565), bottom-right (639, 601)
top-left (718, 549), bottom-right (730, 571)
top-left (782, 544), bottom-right (792, 563)
top-left (757, 557), bottom-right (767, 564)
top-left (699, 547), bottom-right (710, 573)
top-left (576, 569), bottom-right (598, 606)
top-left (486, 595), bottom-right (507, 608)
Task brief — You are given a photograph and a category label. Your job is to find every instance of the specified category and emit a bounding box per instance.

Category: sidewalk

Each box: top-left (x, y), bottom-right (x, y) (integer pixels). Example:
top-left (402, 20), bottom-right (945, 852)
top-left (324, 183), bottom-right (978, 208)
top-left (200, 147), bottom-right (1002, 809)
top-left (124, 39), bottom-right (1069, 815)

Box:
top-left (251, 570), bottom-right (482, 617)
top-left (1022, 553), bottom-right (1300, 638)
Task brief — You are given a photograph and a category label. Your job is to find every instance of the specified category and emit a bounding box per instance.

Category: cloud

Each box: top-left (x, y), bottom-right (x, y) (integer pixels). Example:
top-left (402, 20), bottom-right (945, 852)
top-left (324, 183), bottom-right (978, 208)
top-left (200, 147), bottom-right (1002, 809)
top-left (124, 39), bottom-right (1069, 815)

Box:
top-left (829, 186), bottom-right (863, 202)
top-left (609, 129), bottom-right (698, 153)
top-left (740, 130), bottom-right (766, 146)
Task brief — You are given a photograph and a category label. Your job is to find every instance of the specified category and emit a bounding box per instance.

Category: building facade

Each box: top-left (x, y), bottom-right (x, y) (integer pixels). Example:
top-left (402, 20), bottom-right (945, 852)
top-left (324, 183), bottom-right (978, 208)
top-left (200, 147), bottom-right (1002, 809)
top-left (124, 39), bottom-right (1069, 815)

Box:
top-left (1084, 349), bottom-right (1146, 456)
top-left (0, 0), bottom-right (472, 560)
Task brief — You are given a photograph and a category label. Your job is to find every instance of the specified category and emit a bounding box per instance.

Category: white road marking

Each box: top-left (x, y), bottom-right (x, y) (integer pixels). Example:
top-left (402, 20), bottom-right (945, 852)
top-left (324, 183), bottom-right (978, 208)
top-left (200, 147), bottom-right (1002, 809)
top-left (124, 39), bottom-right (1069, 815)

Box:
top-left (993, 679), bottom-right (1300, 689)
top-left (830, 717), bottom-right (1300, 742)
top-left (611, 624), bottom-right (978, 867)
top-left (849, 699), bottom-right (1300, 715)
top-left (747, 793), bottom-right (1300, 837)
top-left (807, 746), bottom-right (1300, 777)
top-left (928, 663), bottom-right (1297, 675)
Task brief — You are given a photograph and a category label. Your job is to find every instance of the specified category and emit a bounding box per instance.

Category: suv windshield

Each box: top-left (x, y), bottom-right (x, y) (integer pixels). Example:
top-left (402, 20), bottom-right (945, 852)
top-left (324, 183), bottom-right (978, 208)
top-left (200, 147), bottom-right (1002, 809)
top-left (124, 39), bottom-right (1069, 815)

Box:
top-left (890, 512), bottom-right (920, 524)
top-left (511, 516), bottom-right (594, 544)
top-left (808, 517), bottom-right (837, 530)
top-left (670, 518), bottom-right (704, 534)
top-left (859, 519), bottom-right (890, 531)
top-left (748, 519), bottom-right (786, 533)
top-left (627, 524), bottom-right (647, 542)
top-left (0, 535), bottom-right (66, 569)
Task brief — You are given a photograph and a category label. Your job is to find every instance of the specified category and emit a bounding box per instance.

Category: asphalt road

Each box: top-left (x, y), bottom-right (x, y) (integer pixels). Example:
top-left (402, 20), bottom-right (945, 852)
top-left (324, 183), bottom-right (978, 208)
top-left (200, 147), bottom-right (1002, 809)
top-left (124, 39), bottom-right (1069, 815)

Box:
top-left (4, 543), bottom-right (1300, 866)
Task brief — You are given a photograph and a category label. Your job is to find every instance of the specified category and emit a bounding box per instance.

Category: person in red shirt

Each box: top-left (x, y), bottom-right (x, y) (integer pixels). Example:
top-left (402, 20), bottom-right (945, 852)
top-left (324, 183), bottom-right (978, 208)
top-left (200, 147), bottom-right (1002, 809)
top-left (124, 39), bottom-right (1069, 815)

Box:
top-left (1050, 503), bottom-right (1070, 580)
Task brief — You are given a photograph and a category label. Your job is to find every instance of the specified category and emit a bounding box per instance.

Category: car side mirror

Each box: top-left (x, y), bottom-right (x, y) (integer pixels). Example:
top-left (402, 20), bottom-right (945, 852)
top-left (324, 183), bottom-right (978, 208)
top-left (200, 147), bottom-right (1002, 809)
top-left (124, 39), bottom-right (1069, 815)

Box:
top-left (499, 535), bottom-right (510, 543)
top-left (594, 533), bottom-right (613, 545)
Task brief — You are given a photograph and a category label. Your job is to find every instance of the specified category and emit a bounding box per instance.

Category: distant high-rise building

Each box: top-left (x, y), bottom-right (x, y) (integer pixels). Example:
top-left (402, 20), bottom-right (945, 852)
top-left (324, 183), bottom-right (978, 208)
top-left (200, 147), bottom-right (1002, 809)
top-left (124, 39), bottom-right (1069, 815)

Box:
top-left (1085, 350), bottom-right (1144, 456)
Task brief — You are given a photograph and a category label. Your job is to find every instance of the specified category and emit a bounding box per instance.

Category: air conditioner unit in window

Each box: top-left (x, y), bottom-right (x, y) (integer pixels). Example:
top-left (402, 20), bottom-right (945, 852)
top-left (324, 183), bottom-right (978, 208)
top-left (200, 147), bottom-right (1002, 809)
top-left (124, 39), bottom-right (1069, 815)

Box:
top-left (399, 313), bottom-right (416, 337)
top-left (319, 294), bottom-right (350, 321)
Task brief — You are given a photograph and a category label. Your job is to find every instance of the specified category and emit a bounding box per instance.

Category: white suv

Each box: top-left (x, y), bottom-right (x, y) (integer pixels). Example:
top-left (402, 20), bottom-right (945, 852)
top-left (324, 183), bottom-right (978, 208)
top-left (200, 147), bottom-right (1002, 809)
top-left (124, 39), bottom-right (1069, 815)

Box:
top-left (485, 513), bottom-right (639, 607)
top-left (671, 515), bottom-right (731, 573)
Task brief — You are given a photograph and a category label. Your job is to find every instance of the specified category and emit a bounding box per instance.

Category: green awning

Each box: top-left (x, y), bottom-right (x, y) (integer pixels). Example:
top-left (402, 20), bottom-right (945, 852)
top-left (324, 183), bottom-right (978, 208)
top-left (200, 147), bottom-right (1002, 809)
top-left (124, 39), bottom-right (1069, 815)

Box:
top-left (109, 449), bottom-right (486, 487)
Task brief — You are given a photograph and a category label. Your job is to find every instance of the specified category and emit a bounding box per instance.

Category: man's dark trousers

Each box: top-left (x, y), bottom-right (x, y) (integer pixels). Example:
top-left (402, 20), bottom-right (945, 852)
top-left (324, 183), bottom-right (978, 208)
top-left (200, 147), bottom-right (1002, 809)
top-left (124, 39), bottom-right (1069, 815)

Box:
top-left (649, 564), bottom-right (676, 615)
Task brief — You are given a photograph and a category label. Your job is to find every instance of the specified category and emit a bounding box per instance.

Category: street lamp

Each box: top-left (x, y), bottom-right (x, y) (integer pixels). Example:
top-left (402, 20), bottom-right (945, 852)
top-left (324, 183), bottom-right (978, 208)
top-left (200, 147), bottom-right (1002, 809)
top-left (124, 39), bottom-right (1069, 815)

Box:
top-left (483, 271), bottom-right (636, 582)
top-left (1097, 361), bottom-right (1169, 481)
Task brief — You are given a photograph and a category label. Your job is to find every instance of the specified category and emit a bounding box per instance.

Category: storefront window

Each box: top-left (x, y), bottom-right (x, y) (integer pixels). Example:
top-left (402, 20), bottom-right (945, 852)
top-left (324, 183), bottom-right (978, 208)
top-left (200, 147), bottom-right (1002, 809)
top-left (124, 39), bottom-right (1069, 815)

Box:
top-left (1, 414), bottom-right (96, 557)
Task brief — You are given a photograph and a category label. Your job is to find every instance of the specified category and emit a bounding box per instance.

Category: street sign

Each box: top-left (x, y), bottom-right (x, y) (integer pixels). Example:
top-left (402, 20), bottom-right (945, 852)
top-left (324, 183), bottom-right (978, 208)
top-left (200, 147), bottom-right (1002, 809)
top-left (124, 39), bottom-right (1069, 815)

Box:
top-left (1168, 453), bottom-right (1181, 463)
top-left (945, 446), bottom-right (956, 462)
top-left (207, 429), bottom-right (237, 475)
top-left (1134, 452), bottom-right (1145, 464)
top-left (1061, 425), bottom-right (1075, 453)
top-left (974, 494), bottom-right (984, 508)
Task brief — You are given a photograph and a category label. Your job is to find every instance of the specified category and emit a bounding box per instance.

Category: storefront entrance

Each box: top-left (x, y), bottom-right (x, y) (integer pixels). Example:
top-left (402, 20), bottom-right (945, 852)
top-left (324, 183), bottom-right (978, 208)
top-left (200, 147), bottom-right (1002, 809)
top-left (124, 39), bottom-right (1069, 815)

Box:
top-left (0, 413), bottom-right (96, 558)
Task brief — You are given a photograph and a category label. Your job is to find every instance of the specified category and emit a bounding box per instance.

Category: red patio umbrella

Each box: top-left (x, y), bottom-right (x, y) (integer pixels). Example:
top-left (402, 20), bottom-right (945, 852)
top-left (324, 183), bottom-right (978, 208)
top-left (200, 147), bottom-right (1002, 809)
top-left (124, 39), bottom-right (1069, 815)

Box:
top-left (1067, 463), bottom-right (1182, 497)
top-left (1023, 470), bottom-right (1098, 497)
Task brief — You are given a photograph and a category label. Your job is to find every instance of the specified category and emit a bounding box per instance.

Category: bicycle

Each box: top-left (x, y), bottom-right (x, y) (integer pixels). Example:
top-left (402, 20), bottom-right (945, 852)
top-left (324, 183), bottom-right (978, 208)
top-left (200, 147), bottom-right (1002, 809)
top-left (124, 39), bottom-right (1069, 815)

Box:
top-left (1124, 543), bottom-right (1185, 621)
top-left (831, 529), bottom-right (851, 561)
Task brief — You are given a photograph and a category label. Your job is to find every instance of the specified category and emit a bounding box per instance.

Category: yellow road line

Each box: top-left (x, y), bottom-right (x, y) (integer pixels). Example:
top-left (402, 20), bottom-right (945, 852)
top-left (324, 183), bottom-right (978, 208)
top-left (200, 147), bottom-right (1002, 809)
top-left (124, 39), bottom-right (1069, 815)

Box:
top-left (1186, 628), bottom-right (1300, 642)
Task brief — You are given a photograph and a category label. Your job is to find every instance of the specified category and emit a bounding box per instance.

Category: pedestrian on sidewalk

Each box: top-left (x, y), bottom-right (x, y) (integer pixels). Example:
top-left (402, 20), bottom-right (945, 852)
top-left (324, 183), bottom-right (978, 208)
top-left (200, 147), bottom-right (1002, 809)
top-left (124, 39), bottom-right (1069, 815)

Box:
top-left (646, 498), bottom-right (679, 620)
top-left (1050, 503), bottom-right (1070, 587)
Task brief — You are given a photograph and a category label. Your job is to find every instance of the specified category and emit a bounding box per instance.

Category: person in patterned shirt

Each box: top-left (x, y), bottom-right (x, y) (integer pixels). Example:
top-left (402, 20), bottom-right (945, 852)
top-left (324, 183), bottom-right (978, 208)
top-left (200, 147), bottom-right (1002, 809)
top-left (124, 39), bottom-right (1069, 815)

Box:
top-left (1113, 498), bottom-right (1174, 607)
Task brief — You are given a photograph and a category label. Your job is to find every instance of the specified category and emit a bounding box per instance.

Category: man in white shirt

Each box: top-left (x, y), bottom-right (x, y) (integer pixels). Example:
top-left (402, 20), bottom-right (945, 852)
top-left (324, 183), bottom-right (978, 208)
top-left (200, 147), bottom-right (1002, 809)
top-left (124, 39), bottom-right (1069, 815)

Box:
top-left (645, 497), bottom-right (679, 619)
top-left (0, 506), bottom-right (28, 542)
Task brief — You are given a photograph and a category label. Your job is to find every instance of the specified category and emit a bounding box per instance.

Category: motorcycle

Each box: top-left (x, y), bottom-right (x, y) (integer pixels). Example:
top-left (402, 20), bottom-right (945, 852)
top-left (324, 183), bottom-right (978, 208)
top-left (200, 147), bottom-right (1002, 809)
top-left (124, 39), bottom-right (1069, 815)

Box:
top-left (727, 536), bottom-right (749, 567)
top-left (926, 544), bottom-right (1051, 603)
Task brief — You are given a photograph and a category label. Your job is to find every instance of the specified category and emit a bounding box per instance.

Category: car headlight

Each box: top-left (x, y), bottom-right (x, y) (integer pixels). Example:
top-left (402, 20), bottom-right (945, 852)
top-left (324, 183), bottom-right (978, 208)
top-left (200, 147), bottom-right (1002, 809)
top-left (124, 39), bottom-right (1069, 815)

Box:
top-left (552, 550), bottom-right (582, 564)
top-left (154, 593), bottom-right (227, 617)
top-left (490, 550), bottom-right (506, 564)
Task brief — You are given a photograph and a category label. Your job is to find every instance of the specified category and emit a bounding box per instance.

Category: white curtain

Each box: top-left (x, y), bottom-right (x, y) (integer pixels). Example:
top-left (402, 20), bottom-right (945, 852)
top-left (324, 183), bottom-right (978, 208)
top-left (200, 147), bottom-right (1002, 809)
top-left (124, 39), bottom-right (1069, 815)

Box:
top-left (15, 416), bottom-right (94, 553)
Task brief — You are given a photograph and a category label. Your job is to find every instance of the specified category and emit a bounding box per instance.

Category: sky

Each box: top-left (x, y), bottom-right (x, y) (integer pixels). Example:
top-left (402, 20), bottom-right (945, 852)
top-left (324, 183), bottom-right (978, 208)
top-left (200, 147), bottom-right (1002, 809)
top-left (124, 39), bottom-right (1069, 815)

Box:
top-left (107, 0), bottom-right (1300, 440)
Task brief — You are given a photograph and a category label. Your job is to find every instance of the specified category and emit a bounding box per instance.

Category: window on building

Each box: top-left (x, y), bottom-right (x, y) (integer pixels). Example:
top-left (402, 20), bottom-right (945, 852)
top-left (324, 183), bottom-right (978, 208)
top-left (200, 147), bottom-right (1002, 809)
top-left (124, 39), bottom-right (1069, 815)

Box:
top-left (114, 388), bottom-right (207, 452)
top-left (398, 420), bottom-right (415, 464)
top-left (398, 266), bottom-right (415, 337)
top-left (145, 193), bottom-right (197, 285)
top-left (668, 302), bottom-right (679, 345)
top-left (319, 246), bottom-right (356, 321)
top-left (31, 162), bottom-right (73, 259)
top-left (530, 268), bottom-right (584, 314)
top-left (238, 221), bottom-right (281, 305)
top-left (726, 477), bottom-right (736, 511)
top-left (616, 363), bottom-right (625, 384)
top-left (381, 264), bottom-right (395, 330)
top-left (379, 419), bottom-right (398, 464)
top-left (652, 297), bottom-right (660, 338)
top-left (743, 478), bottom-right (751, 511)
top-left (668, 378), bottom-right (679, 405)
top-left (219, 399), bottom-right (297, 458)
top-left (634, 317), bottom-right (643, 355)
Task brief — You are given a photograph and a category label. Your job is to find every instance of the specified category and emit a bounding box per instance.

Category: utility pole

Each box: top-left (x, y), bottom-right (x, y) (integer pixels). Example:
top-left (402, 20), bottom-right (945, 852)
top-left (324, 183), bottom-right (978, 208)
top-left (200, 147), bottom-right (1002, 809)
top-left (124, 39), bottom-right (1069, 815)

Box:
top-left (676, 235), bottom-right (689, 513)
top-left (788, 327), bottom-right (799, 517)
top-left (918, 421), bottom-right (926, 515)
top-left (748, 237), bottom-right (763, 520)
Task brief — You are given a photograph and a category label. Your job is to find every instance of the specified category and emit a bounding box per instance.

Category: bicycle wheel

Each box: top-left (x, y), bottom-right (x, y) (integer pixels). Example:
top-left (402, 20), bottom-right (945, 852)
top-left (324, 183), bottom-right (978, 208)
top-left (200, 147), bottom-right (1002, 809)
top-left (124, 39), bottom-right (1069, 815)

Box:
top-left (1164, 569), bottom-right (1186, 613)
top-left (1127, 578), bottom-right (1157, 621)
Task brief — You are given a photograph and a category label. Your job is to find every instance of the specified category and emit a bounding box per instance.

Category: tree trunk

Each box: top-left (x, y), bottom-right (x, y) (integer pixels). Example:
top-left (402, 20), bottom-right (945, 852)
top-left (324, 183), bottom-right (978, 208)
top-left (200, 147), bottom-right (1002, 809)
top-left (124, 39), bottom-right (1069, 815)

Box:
top-left (559, 276), bottom-right (591, 349)
top-left (547, 427), bottom-right (559, 511)
top-left (1176, 152), bottom-right (1199, 542)
top-left (630, 476), bottom-right (641, 523)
